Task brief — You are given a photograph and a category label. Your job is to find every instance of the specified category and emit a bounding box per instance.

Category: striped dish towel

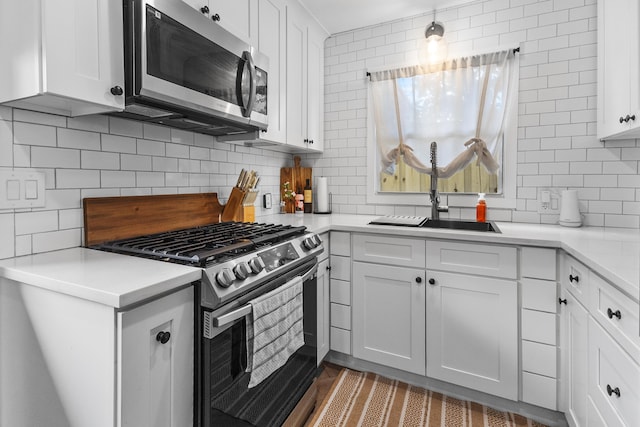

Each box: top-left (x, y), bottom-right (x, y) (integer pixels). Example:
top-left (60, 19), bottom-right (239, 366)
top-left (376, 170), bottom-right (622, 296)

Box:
top-left (246, 275), bottom-right (304, 388)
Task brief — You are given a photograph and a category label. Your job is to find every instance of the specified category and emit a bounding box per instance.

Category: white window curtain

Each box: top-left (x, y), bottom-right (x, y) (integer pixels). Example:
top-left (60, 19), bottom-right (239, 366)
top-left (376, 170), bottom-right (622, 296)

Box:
top-left (369, 49), bottom-right (516, 188)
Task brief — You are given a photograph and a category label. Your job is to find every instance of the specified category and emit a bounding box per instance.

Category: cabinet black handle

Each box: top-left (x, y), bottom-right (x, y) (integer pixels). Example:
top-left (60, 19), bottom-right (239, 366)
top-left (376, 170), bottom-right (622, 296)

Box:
top-left (606, 384), bottom-right (621, 397)
top-left (304, 138), bottom-right (309, 143)
top-left (559, 298), bottom-right (567, 305)
top-left (428, 278), bottom-right (436, 285)
top-left (326, 265), bottom-right (331, 271)
top-left (200, 5), bottom-right (209, 14)
top-left (211, 13), bottom-right (220, 21)
top-left (607, 308), bottom-right (622, 320)
top-left (309, 140), bottom-right (314, 144)
top-left (630, 114), bottom-right (636, 122)
top-left (156, 331), bottom-right (171, 344)
top-left (622, 114), bottom-right (636, 123)
top-left (415, 277), bottom-right (422, 283)
top-left (569, 274), bottom-right (579, 283)
top-left (110, 86), bottom-right (123, 96)
top-left (620, 116), bottom-right (625, 123)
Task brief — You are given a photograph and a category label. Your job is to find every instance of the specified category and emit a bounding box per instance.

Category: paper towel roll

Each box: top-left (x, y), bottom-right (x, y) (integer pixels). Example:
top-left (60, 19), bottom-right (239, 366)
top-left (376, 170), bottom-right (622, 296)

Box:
top-left (315, 176), bottom-right (330, 213)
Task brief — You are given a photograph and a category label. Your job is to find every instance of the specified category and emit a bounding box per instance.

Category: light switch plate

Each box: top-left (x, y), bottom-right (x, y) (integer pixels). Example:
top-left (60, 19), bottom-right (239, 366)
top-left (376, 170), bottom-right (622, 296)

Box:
top-left (0, 170), bottom-right (46, 209)
top-left (537, 188), bottom-right (560, 214)
top-left (263, 193), bottom-right (272, 209)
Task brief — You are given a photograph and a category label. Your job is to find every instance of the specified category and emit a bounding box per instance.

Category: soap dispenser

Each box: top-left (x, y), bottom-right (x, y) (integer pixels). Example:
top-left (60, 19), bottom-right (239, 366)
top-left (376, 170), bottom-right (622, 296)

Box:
top-left (476, 193), bottom-right (486, 223)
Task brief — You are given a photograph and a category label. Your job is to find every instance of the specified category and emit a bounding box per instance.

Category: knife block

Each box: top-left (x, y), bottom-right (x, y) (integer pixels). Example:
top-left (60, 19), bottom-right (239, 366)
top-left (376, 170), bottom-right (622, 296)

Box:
top-left (221, 187), bottom-right (246, 222)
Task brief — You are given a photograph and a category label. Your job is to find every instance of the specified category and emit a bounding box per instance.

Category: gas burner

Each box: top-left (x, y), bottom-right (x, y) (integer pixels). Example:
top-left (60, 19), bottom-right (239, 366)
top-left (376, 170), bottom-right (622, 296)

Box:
top-left (95, 222), bottom-right (308, 267)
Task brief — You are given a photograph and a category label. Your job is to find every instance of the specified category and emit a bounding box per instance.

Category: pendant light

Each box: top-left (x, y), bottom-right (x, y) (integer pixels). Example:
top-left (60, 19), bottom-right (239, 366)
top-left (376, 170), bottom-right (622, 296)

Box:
top-left (419, 10), bottom-right (447, 65)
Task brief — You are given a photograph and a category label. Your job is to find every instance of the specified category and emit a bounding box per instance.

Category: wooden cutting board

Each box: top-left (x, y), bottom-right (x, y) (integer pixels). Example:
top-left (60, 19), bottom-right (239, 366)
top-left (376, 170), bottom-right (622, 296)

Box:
top-left (280, 156), bottom-right (312, 210)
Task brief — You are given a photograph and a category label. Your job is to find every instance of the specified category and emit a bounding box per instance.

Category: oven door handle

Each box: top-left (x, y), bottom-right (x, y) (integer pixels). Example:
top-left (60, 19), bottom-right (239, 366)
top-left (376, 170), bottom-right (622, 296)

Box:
top-left (212, 260), bottom-right (318, 328)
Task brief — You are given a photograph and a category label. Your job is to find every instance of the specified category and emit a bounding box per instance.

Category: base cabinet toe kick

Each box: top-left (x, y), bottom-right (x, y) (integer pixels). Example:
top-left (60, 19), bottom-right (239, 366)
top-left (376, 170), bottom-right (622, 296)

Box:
top-left (322, 232), bottom-right (639, 427)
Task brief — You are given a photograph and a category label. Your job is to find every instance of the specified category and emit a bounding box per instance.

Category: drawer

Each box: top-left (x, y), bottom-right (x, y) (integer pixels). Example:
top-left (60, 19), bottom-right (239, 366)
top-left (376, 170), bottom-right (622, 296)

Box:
top-left (330, 303), bottom-right (351, 330)
top-left (521, 309), bottom-right (556, 345)
top-left (587, 395), bottom-right (607, 427)
top-left (353, 234), bottom-right (425, 268)
top-left (330, 231), bottom-right (350, 257)
top-left (589, 273), bottom-right (640, 364)
top-left (522, 340), bottom-right (557, 378)
top-left (521, 247), bottom-right (557, 280)
top-left (426, 240), bottom-right (517, 279)
top-left (330, 279), bottom-right (350, 305)
top-left (522, 371), bottom-right (557, 410)
top-left (522, 278), bottom-right (557, 313)
top-left (588, 318), bottom-right (640, 427)
top-left (317, 232), bottom-right (329, 262)
top-left (561, 254), bottom-right (590, 307)
top-left (330, 327), bottom-right (351, 354)
top-left (330, 255), bottom-right (350, 281)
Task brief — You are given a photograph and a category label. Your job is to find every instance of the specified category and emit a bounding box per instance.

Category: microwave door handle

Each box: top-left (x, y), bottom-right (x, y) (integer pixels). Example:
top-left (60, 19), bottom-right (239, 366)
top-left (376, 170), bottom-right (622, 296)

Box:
top-left (240, 51), bottom-right (257, 118)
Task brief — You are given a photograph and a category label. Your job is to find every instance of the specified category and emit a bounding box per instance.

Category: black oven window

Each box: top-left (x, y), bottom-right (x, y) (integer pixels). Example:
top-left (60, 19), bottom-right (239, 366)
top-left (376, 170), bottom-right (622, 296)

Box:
top-left (146, 5), bottom-right (242, 107)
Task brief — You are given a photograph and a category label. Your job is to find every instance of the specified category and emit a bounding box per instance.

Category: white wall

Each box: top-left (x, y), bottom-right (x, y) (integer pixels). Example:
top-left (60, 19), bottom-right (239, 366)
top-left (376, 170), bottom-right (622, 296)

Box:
top-left (0, 106), bottom-right (289, 259)
top-left (312, 0), bottom-right (640, 228)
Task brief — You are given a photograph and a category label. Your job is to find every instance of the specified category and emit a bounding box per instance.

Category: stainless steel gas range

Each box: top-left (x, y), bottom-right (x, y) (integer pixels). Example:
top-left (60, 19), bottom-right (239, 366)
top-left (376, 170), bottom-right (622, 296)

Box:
top-left (94, 221), bottom-right (324, 427)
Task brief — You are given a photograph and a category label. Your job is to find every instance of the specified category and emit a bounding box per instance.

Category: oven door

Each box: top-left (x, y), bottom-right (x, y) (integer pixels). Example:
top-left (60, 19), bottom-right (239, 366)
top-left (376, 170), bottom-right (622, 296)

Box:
top-left (125, 0), bottom-right (268, 127)
top-left (198, 259), bottom-right (319, 427)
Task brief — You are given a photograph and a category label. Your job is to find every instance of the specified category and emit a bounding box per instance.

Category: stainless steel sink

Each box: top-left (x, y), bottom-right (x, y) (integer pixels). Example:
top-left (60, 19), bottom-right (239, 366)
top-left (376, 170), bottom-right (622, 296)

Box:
top-left (420, 219), bottom-right (501, 233)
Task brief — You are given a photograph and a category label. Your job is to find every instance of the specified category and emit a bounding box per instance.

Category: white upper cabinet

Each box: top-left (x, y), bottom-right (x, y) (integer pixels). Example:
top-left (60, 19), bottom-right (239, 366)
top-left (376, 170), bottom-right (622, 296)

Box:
top-left (182, 0), bottom-right (257, 46)
top-left (597, 0), bottom-right (640, 140)
top-left (286, 1), bottom-right (326, 152)
top-left (257, 0), bottom-right (287, 144)
top-left (0, 0), bottom-right (125, 116)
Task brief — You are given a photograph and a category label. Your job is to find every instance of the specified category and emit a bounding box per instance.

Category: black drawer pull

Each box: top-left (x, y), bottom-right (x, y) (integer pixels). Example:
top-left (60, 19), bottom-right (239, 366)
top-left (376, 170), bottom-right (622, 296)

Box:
top-left (606, 384), bottom-right (621, 398)
top-left (156, 331), bottom-right (171, 344)
top-left (211, 13), bottom-right (220, 22)
top-left (558, 298), bottom-right (567, 305)
top-left (200, 5), bottom-right (209, 14)
top-left (415, 277), bottom-right (422, 283)
top-left (569, 274), bottom-right (579, 283)
top-left (607, 308), bottom-right (622, 320)
top-left (428, 278), bottom-right (436, 285)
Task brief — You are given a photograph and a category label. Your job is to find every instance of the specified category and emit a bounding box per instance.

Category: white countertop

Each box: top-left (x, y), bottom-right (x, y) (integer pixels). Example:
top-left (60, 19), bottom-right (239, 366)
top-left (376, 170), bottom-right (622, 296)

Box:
top-left (1, 214), bottom-right (638, 307)
top-left (263, 213), bottom-right (640, 301)
top-left (0, 247), bottom-right (202, 308)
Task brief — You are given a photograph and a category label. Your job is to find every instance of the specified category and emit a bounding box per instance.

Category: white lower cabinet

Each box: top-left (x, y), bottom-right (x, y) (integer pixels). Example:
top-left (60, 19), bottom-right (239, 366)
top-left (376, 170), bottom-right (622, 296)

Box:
top-left (118, 286), bottom-right (194, 427)
top-left (329, 231), bottom-right (351, 354)
top-left (588, 318), bottom-right (640, 427)
top-left (316, 232), bottom-right (330, 364)
top-left (352, 261), bottom-right (426, 375)
top-left (426, 270), bottom-right (518, 400)
top-left (560, 286), bottom-right (589, 427)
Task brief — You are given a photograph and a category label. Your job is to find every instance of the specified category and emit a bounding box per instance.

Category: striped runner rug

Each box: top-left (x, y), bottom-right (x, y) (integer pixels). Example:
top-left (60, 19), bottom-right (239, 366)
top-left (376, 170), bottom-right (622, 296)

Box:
top-left (308, 368), bottom-right (549, 427)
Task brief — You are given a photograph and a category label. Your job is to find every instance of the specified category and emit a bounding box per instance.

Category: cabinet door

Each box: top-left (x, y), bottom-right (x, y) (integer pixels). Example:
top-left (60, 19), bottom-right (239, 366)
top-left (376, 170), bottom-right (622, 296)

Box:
top-left (597, 0), bottom-right (640, 139)
top-left (257, 0), bottom-right (287, 144)
top-left (559, 287), bottom-right (588, 427)
top-left (305, 26), bottom-right (324, 152)
top-left (317, 258), bottom-right (330, 364)
top-left (118, 286), bottom-right (194, 427)
top-left (43, 0), bottom-right (124, 113)
top-left (285, 2), bottom-right (308, 149)
top-left (426, 271), bottom-right (518, 400)
top-left (210, 0), bottom-right (256, 46)
top-left (588, 317), bottom-right (640, 427)
top-left (352, 262), bottom-right (425, 375)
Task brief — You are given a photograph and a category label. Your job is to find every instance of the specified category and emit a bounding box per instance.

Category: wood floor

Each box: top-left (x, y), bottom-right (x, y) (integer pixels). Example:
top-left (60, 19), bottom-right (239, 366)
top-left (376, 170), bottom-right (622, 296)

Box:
top-left (303, 362), bottom-right (343, 426)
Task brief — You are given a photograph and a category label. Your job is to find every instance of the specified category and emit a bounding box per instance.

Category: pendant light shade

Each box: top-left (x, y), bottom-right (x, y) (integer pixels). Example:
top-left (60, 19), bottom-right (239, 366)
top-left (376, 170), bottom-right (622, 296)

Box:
top-left (425, 21), bottom-right (444, 40)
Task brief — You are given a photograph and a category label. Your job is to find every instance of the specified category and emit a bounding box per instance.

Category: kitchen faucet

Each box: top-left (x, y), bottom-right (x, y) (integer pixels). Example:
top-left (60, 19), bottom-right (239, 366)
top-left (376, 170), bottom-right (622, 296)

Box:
top-left (430, 141), bottom-right (448, 220)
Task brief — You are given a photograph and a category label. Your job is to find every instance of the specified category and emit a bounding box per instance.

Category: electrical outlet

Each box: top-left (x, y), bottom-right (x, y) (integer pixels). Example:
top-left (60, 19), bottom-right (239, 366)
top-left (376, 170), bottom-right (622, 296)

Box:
top-left (263, 193), bottom-right (272, 209)
top-left (537, 188), bottom-right (560, 214)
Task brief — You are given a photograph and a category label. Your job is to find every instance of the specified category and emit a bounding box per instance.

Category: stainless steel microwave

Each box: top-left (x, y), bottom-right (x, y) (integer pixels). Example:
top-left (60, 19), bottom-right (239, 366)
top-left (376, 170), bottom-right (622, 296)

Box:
top-left (115, 0), bottom-right (268, 137)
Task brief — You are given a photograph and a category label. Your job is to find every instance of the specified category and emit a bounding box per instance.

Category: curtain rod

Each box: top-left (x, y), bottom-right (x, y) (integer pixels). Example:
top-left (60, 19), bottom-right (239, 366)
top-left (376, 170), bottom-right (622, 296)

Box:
top-left (366, 47), bottom-right (520, 79)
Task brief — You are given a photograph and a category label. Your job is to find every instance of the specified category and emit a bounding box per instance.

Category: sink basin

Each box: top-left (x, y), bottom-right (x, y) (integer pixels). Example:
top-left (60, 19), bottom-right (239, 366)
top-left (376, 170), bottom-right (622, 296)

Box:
top-left (420, 219), bottom-right (501, 233)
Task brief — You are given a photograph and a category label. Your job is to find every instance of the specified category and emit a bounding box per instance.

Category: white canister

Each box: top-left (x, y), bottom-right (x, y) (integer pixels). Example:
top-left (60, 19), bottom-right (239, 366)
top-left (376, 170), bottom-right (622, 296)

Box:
top-left (559, 190), bottom-right (581, 227)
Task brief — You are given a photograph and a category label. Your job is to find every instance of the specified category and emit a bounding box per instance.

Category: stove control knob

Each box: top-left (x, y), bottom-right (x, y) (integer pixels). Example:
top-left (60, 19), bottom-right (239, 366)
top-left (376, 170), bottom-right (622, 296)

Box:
top-left (248, 257), bottom-right (265, 274)
top-left (302, 236), bottom-right (317, 251)
top-left (233, 262), bottom-right (251, 280)
top-left (216, 268), bottom-right (236, 288)
top-left (311, 234), bottom-right (322, 246)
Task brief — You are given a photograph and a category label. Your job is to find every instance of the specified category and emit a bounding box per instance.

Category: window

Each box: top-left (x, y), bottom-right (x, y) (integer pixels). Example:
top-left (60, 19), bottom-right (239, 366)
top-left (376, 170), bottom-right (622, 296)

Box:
top-left (367, 50), bottom-right (518, 207)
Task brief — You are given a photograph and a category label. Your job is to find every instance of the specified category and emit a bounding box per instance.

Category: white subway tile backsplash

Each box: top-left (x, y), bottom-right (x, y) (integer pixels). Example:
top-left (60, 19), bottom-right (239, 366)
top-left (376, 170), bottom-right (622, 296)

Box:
top-left (56, 169), bottom-right (100, 189)
top-left (32, 229), bottom-right (81, 253)
top-left (101, 134), bottom-right (137, 154)
top-left (81, 151), bottom-right (119, 170)
top-left (13, 122), bottom-right (56, 147)
top-left (14, 109), bottom-right (67, 128)
top-left (101, 170), bottom-right (136, 188)
top-left (0, 214), bottom-right (15, 259)
top-left (166, 142), bottom-right (190, 158)
top-left (67, 115), bottom-right (109, 133)
top-left (109, 117), bottom-right (143, 138)
top-left (32, 147), bottom-right (80, 168)
top-left (59, 208), bottom-right (83, 230)
top-left (136, 172), bottom-right (165, 187)
top-left (58, 128), bottom-right (101, 150)
top-left (121, 154), bottom-right (152, 171)
top-left (137, 139), bottom-right (166, 156)
top-left (15, 211), bottom-right (58, 235)
top-left (0, 120), bottom-right (12, 167)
